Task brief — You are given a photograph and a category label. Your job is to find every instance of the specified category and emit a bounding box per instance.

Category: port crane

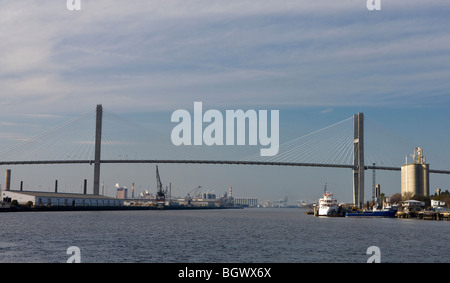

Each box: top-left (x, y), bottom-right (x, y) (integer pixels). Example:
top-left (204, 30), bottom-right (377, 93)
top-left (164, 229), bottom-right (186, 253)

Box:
top-left (185, 186), bottom-right (202, 205)
top-left (155, 165), bottom-right (165, 204)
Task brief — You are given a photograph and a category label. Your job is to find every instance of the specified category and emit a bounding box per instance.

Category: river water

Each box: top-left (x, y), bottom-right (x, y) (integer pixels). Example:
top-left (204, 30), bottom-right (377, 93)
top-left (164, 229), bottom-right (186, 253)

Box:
top-left (0, 208), bottom-right (448, 263)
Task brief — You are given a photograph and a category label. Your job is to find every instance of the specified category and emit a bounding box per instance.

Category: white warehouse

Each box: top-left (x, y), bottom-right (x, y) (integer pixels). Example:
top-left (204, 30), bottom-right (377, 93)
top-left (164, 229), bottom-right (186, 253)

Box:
top-left (2, 190), bottom-right (123, 207)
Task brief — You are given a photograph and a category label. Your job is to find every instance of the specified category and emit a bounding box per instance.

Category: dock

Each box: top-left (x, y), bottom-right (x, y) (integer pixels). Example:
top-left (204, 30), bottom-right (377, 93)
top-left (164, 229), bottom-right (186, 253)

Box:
top-left (418, 211), bottom-right (450, 221)
top-left (396, 210), bottom-right (450, 221)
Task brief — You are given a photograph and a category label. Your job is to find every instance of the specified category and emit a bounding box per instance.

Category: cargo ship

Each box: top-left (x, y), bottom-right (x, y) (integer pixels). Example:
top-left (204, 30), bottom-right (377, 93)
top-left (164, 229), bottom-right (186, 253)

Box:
top-left (346, 207), bottom-right (397, 217)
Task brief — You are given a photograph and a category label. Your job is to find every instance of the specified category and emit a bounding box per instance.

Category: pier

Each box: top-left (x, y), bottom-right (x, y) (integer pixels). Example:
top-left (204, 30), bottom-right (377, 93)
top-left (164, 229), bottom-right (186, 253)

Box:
top-left (396, 210), bottom-right (450, 221)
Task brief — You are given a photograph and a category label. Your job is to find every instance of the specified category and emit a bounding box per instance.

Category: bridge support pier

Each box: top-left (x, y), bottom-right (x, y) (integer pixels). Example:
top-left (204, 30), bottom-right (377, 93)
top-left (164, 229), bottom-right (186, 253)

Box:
top-left (353, 113), bottom-right (364, 208)
top-left (93, 104), bottom-right (102, 195)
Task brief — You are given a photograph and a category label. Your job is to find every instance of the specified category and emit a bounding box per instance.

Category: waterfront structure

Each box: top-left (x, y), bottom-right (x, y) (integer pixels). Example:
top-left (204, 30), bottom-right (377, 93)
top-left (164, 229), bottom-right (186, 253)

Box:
top-left (234, 197), bottom-right (258, 207)
top-left (139, 190), bottom-right (153, 199)
top-left (431, 199), bottom-right (446, 209)
top-left (2, 190), bottom-right (123, 207)
top-left (201, 191), bottom-right (216, 200)
top-left (400, 199), bottom-right (425, 211)
top-left (175, 198), bottom-right (216, 207)
top-left (115, 183), bottom-right (128, 199)
top-left (401, 147), bottom-right (429, 198)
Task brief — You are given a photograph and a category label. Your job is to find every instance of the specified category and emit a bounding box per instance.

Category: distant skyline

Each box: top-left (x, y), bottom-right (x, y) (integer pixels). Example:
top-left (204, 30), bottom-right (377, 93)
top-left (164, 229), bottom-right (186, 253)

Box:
top-left (1, 1), bottom-right (449, 204)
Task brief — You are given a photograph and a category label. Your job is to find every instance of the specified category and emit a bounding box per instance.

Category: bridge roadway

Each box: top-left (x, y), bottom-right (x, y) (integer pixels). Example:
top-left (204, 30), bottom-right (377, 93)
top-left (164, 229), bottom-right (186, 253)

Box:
top-left (0, 159), bottom-right (449, 174)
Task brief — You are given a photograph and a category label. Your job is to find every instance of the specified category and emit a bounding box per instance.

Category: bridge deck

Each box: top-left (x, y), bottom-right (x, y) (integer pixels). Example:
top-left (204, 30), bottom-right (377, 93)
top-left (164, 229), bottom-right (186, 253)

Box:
top-left (0, 159), bottom-right (449, 174)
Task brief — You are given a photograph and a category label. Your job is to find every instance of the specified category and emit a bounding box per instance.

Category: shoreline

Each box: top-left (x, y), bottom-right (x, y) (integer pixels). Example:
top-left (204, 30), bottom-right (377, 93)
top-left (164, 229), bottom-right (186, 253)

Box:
top-left (0, 205), bottom-right (244, 213)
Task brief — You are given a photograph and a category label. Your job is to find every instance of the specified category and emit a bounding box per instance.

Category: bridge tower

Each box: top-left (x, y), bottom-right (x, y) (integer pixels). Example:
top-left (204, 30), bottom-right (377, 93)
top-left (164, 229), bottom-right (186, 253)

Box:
top-left (93, 104), bottom-right (103, 195)
top-left (353, 112), bottom-right (364, 208)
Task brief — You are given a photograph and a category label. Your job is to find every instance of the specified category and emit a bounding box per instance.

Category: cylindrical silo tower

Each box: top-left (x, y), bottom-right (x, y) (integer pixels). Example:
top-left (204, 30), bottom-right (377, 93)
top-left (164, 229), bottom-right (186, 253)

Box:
top-left (401, 147), bottom-right (429, 198)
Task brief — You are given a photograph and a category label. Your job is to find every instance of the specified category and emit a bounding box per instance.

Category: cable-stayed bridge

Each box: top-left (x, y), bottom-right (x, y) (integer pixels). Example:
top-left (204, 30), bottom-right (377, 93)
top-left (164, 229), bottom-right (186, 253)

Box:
top-left (1, 105), bottom-right (449, 207)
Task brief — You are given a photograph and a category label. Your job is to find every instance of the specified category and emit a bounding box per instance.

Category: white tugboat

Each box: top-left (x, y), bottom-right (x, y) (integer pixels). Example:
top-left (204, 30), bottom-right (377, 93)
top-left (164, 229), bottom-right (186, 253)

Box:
top-left (317, 183), bottom-right (338, 216)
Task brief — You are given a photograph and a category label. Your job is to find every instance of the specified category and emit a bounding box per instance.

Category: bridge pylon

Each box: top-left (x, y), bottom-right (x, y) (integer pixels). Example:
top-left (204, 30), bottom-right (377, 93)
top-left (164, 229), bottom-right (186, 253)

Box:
top-left (353, 112), bottom-right (364, 208)
top-left (93, 104), bottom-right (102, 195)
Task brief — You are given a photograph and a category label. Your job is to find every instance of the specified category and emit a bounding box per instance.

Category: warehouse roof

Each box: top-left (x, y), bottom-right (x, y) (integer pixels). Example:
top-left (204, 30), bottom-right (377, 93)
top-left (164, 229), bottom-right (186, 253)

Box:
top-left (3, 190), bottom-right (116, 200)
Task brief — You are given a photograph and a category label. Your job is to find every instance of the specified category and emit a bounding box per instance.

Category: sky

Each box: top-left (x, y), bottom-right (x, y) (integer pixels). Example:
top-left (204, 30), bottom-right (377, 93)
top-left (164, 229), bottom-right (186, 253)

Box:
top-left (0, 0), bottom-right (450, 204)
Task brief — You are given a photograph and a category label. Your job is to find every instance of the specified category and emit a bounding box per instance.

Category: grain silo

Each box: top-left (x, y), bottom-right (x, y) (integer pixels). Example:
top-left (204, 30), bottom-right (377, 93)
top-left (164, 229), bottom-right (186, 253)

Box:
top-left (401, 147), bottom-right (429, 198)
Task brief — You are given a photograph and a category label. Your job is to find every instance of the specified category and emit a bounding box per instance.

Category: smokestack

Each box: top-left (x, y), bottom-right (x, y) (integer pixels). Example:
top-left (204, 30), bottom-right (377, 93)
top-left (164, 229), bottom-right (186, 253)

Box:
top-left (229, 186), bottom-right (232, 198)
top-left (55, 180), bottom-right (58, 193)
top-left (83, 179), bottom-right (87, 194)
top-left (132, 182), bottom-right (135, 199)
top-left (20, 181), bottom-right (23, 191)
top-left (5, 169), bottom-right (11, 191)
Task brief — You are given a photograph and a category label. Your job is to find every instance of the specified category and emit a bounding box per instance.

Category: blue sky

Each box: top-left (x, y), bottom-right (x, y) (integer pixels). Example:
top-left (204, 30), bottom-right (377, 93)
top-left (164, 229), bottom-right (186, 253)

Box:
top-left (0, 1), bottom-right (449, 204)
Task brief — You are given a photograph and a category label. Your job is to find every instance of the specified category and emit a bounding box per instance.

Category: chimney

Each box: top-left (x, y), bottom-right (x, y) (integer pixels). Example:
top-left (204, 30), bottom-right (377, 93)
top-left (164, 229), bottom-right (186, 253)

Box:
top-left (5, 169), bottom-right (11, 191)
top-left (83, 179), bottom-right (87, 194)
top-left (20, 181), bottom-right (23, 191)
top-left (55, 180), bottom-right (58, 193)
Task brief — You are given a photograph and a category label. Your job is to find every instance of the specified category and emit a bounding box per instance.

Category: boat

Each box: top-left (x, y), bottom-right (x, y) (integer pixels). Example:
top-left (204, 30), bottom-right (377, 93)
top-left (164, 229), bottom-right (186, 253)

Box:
top-left (346, 206), bottom-right (397, 218)
top-left (316, 183), bottom-right (339, 216)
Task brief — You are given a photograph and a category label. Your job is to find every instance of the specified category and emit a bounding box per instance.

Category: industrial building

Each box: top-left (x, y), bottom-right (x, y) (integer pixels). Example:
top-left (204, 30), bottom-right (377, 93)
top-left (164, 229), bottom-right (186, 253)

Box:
top-left (233, 197), bottom-right (258, 207)
top-left (115, 184), bottom-right (128, 199)
top-left (1, 169), bottom-right (123, 207)
top-left (2, 190), bottom-right (123, 207)
top-left (401, 147), bottom-right (430, 198)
